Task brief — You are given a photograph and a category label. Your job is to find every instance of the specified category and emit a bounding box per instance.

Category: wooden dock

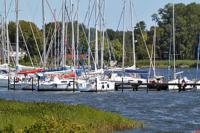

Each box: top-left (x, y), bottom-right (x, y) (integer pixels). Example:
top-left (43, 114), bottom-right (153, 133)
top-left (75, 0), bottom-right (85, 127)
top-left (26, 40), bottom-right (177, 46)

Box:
top-left (8, 76), bottom-right (200, 92)
top-left (115, 82), bottom-right (200, 92)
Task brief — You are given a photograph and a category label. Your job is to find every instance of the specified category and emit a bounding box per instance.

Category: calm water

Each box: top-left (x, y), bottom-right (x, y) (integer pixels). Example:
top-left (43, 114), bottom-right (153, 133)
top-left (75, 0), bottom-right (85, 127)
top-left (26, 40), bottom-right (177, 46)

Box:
top-left (0, 68), bottom-right (200, 132)
top-left (0, 90), bottom-right (200, 132)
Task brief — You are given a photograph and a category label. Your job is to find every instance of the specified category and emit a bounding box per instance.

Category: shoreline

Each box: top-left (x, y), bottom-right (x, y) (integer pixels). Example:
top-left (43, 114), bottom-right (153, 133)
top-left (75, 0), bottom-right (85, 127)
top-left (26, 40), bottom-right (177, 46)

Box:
top-left (0, 99), bottom-right (143, 132)
top-left (136, 60), bottom-right (197, 68)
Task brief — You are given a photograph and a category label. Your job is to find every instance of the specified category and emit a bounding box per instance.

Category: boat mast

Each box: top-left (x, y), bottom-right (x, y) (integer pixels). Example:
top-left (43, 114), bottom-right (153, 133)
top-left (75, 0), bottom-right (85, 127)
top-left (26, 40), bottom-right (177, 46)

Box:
top-left (1, 16), bottom-right (6, 64)
top-left (76, 0), bottom-right (80, 67)
top-left (95, 0), bottom-right (99, 71)
top-left (173, 3), bottom-right (176, 79)
top-left (196, 34), bottom-right (200, 80)
top-left (71, 1), bottom-right (75, 69)
top-left (100, 0), bottom-right (105, 69)
top-left (168, 26), bottom-right (172, 80)
top-left (42, 0), bottom-right (46, 67)
top-left (5, 0), bottom-right (10, 66)
top-left (15, 0), bottom-right (19, 69)
top-left (122, 0), bottom-right (126, 72)
top-left (57, 23), bottom-right (60, 67)
top-left (88, 26), bottom-right (91, 66)
top-left (61, 0), bottom-right (66, 67)
top-left (64, 4), bottom-right (68, 68)
top-left (130, 0), bottom-right (136, 68)
top-left (153, 26), bottom-right (156, 77)
top-left (87, 0), bottom-right (91, 67)
top-left (54, 9), bottom-right (57, 68)
top-left (64, 0), bottom-right (67, 67)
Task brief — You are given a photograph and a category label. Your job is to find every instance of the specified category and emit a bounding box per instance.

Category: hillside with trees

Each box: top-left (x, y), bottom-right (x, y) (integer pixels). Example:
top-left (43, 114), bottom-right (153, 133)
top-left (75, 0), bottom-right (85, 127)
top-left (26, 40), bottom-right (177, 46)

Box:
top-left (6, 2), bottom-right (200, 67)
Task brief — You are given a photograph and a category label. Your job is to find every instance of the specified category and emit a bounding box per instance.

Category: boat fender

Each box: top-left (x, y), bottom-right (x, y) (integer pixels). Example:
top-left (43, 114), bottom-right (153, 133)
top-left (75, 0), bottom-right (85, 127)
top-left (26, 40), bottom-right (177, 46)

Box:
top-left (102, 85), bottom-right (104, 89)
top-left (15, 77), bottom-right (21, 82)
top-left (138, 81), bottom-right (142, 84)
top-left (107, 84), bottom-right (109, 88)
top-left (68, 82), bottom-right (71, 86)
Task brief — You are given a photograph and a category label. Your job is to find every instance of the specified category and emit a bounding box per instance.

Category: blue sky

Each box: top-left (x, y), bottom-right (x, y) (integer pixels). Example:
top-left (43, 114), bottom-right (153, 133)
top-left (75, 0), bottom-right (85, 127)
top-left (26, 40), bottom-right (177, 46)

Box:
top-left (0, 0), bottom-right (199, 30)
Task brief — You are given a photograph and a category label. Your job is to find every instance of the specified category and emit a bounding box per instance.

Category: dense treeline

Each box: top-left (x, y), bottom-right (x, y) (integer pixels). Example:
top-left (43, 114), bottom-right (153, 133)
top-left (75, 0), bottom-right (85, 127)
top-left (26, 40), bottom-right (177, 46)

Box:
top-left (154, 2), bottom-right (200, 60)
top-left (7, 3), bottom-right (200, 66)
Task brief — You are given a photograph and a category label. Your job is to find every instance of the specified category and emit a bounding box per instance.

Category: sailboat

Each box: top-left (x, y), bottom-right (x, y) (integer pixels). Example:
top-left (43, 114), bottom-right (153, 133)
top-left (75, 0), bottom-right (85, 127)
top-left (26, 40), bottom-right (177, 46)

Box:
top-left (168, 3), bottom-right (194, 91)
top-left (9, 0), bottom-right (21, 90)
top-left (0, 64), bottom-right (10, 87)
top-left (108, 0), bottom-right (148, 90)
top-left (0, 1), bottom-right (11, 88)
top-left (146, 25), bottom-right (168, 91)
top-left (80, 0), bottom-right (115, 92)
top-left (195, 34), bottom-right (200, 90)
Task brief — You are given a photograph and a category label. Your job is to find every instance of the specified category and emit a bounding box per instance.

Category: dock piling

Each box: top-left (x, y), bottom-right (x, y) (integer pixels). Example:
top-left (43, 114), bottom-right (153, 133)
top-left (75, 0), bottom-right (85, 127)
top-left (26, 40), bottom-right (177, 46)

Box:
top-left (146, 79), bottom-right (149, 93)
top-left (122, 77), bottom-right (124, 92)
top-left (8, 77), bottom-right (10, 90)
top-left (32, 77), bottom-right (34, 91)
top-left (178, 84), bottom-right (181, 92)
top-left (73, 78), bottom-right (75, 92)
top-left (14, 77), bottom-right (16, 90)
top-left (96, 78), bottom-right (98, 92)
top-left (37, 77), bottom-right (40, 91)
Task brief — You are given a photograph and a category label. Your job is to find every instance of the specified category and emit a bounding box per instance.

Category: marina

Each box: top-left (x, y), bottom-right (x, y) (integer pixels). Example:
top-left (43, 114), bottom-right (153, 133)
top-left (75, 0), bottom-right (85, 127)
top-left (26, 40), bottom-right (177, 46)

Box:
top-left (6, 76), bottom-right (200, 92)
top-left (5, 67), bottom-right (200, 92)
top-left (0, 0), bottom-right (199, 94)
top-left (0, 0), bottom-right (200, 132)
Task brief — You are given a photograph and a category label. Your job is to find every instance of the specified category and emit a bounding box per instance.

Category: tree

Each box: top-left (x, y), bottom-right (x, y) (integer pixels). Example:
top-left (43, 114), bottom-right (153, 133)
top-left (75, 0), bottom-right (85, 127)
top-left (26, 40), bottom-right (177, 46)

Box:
top-left (153, 3), bottom-right (200, 60)
top-left (8, 20), bottom-right (43, 60)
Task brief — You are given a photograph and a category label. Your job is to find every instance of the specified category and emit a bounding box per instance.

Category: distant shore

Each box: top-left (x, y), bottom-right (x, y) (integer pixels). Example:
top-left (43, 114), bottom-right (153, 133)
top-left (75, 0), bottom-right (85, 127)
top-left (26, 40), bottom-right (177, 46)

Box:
top-left (18, 59), bottom-right (197, 69)
top-left (0, 99), bottom-right (143, 132)
top-left (136, 60), bottom-right (197, 68)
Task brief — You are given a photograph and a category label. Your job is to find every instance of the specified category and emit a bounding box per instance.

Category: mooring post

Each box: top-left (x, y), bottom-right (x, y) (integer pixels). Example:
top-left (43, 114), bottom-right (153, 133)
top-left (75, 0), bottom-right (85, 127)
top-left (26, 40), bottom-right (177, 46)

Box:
top-left (115, 84), bottom-right (118, 91)
top-left (183, 85), bottom-right (186, 91)
top-left (32, 77), bottom-right (34, 91)
top-left (137, 81), bottom-right (142, 91)
top-left (8, 77), bottom-right (10, 90)
top-left (147, 79), bottom-right (149, 93)
top-left (73, 78), bottom-right (75, 92)
top-left (96, 78), bottom-right (98, 92)
top-left (178, 84), bottom-right (181, 92)
top-left (14, 77), bottom-right (16, 90)
top-left (132, 84), bottom-right (137, 91)
top-left (136, 84), bottom-right (138, 91)
top-left (193, 82), bottom-right (196, 89)
top-left (122, 77), bottom-right (124, 92)
top-left (37, 76), bottom-right (40, 91)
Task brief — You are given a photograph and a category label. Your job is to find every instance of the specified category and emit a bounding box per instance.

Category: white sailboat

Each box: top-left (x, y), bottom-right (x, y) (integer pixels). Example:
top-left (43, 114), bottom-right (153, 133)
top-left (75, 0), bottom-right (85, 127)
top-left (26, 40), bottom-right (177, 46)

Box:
top-left (9, 0), bottom-right (20, 90)
top-left (38, 76), bottom-right (75, 90)
top-left (107, 1), bottom-right (148, 90)
top-left (10, 74), bottom-right (37, 90)
top-left (0, 0), bottom-right (11, 88)
top-left (146, 24), bottom-right (168, 90)
top-left (78, 0), bottom-right (115, 92)
top-left (168, 3), bottom-right (194, 90)
top-left (0, 74), bottom-right (9, 87)
top-left (0, 64), bottom-right (10, 87)
top-left (195, 34), bottom-right (200, 90)
top-left (38, 0), bottom-right (73, 91)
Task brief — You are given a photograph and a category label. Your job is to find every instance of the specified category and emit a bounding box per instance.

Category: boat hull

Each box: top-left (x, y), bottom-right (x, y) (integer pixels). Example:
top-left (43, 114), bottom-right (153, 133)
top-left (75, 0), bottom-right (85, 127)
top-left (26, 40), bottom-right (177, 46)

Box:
top-left (0, 79), bottom-right (8, 87)
top-left (168, 79), bottom-right (194, 90)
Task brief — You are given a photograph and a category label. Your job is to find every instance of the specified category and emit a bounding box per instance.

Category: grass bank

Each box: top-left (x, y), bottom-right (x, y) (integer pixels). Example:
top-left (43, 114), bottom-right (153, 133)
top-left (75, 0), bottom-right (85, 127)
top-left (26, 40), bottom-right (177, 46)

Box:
top-left (136, 60), bottom-right (197, 68)
top-left (0, 99), bottom-right (143, 132)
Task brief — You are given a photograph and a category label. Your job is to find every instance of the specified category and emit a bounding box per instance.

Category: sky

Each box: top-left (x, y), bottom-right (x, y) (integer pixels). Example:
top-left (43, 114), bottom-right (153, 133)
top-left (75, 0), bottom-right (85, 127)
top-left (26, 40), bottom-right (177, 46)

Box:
top-left (0, 0), bottom-right (199, 30)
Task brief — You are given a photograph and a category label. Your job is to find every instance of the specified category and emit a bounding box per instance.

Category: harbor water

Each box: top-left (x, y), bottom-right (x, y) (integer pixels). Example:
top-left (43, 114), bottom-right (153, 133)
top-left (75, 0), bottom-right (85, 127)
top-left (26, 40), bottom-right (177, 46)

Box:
top-left (0, 90), bottom-right (200, 132)
top-left (0, 68), bottom-right (200, 132)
